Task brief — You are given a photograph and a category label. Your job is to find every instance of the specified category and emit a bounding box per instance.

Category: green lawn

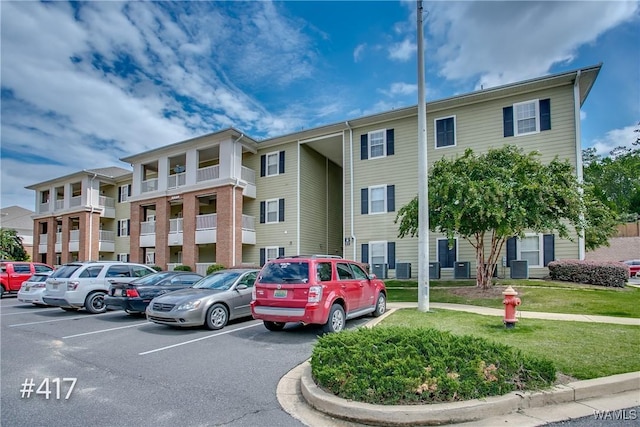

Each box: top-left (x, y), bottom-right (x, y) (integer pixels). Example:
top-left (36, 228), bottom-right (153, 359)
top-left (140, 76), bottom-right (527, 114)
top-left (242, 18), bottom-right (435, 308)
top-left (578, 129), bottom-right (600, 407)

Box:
top-left (385, 279), bottom-right (640, 318)
top-left (379, 309), bottom-right (640, 380)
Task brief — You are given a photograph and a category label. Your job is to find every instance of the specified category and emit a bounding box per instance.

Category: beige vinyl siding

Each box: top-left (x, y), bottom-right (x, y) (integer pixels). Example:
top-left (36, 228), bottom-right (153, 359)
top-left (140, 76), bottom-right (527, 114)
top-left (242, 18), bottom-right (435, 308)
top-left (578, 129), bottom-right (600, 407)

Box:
top-left (114, 178), bottom-right (132, 257)
top-left (253, 142), bottom-right (298, 260)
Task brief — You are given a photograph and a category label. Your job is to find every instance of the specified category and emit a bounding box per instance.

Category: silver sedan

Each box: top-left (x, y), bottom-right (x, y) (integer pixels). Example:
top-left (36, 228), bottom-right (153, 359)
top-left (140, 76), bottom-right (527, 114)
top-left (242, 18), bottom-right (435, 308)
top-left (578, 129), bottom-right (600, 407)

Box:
top-left (145, 268), bottom-right (259, 330)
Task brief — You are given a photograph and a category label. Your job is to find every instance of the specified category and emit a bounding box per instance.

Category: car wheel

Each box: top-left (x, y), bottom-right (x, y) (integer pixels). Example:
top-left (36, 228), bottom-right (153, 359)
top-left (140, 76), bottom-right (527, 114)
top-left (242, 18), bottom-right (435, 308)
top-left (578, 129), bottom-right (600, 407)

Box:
top-left (263, 321), bottom-right (286, 331)
top-left (61, 307), bottom-right (80, 312)
top-left (322, 304), bottom-right (345, 334)
top-left (372, 293), bottom-right (386, 317)
top-left (0, 285), bottom-right (5, 298)
top-left (84, 292), bottom-right (107, 314)
top-left (205, 303), bottom-right (228, 330)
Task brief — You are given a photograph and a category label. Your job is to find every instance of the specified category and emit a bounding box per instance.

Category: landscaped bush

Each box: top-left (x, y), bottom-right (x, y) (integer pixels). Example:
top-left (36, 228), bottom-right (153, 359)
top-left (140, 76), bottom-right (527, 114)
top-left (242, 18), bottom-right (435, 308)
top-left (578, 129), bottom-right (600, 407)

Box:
top-left (173, 265), bottom-right (192, 271)
top-left (310, 326), bottom-right (555, 405)
top-left (150, 265), bottom-right (162, 272)
top-left (548, 260), bottom-right (629, 287)
top-left (206, 263), bottom-right (225, 275)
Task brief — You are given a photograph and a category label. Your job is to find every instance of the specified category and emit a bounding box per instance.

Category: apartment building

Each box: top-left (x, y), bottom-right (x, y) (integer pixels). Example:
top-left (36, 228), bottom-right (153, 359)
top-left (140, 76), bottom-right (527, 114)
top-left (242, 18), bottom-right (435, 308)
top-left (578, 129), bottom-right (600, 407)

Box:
top-left (27, 64), bottom-right (601, 278)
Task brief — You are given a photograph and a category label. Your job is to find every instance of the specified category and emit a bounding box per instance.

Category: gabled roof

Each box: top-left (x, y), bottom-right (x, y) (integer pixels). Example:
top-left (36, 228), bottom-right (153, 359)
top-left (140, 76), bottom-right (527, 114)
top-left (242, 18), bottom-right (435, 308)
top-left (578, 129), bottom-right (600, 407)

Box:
top-left (0, 206), bottom-right (35, 233)
top-left (25, 167), bottom-right (132, 190)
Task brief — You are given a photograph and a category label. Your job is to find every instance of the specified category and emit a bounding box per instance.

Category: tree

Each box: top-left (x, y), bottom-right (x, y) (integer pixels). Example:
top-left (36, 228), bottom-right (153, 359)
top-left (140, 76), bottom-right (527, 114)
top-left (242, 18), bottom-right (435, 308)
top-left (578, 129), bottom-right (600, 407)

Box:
top-left (395, 145), bottom-right (585, 289)
top-left (0, 228), bottom-right (29, 261)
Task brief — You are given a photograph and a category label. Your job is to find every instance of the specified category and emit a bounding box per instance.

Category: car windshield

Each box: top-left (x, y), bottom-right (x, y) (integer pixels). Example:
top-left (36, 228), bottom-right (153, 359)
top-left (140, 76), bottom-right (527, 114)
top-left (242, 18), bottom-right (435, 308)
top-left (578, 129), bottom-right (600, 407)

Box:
top-left (192, 271), bottom-right (241, 290)
top-left (29, 274), bottom-right (49, 283)
top-left (49, 264), bottom-right (82, 279)
top-left (258, 262), bottom-right (309, 284)
top-left (132, 272), bottom-right (174, 286)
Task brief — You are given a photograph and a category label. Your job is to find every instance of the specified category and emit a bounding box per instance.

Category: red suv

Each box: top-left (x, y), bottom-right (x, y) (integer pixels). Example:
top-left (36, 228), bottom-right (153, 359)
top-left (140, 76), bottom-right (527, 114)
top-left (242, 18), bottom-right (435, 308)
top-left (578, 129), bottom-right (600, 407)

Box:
top-left (251, 255), bottom-right (387, 333)
top-left (1, 261), bottom-right (55, 297)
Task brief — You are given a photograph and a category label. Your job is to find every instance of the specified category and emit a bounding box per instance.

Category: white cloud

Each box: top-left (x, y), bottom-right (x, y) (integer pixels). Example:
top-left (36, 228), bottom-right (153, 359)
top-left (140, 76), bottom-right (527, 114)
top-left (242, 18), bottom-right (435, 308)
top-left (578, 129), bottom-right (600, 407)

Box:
top-left (589, 124), bottom-right (638, 157)
top-left (354, 43), bottom-right (366, 62)
top-left (379, 82), bottom-right (418, 97)
top-left (388, 38), bottom-right (416, 61)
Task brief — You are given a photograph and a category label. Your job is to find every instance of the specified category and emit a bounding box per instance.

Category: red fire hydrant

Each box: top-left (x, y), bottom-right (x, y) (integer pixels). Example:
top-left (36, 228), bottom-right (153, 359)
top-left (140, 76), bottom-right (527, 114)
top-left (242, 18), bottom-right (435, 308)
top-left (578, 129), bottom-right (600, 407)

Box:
top-left (502, 286), bottom-right (521, 328)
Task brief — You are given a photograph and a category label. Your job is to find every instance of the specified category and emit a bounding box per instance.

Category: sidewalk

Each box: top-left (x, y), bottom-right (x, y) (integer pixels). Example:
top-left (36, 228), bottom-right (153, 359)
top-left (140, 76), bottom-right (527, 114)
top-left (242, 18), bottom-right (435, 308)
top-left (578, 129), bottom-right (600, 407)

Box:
top-left (277, 303), bottom-right (640, 426)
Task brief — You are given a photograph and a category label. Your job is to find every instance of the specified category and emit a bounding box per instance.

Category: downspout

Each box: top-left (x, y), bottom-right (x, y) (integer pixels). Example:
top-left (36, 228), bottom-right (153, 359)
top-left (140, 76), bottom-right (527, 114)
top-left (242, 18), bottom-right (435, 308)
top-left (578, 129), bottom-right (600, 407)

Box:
top-left (345, 121), bottom-right (356, 260)
top-left (573, 71), bottom-right (585, 260)
top-left (231, 133), bottom-right (244, 267)
top-left (88, 173), bottom-right (97, 261)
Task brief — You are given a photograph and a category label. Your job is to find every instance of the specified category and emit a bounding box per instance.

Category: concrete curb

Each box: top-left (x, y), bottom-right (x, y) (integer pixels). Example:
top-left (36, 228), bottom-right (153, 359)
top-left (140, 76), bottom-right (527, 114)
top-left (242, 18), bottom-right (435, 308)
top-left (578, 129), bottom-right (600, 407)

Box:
top-left (299, 362), bottom-right (640, 426)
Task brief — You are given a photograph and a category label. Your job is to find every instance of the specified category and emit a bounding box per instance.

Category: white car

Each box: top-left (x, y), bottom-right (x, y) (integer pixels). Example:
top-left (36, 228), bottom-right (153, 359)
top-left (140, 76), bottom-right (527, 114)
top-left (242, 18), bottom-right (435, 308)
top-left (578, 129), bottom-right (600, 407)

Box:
top-left (42, 261), bottom-right (156, 313)
top-left (17, 272), bottom-right (53, 306)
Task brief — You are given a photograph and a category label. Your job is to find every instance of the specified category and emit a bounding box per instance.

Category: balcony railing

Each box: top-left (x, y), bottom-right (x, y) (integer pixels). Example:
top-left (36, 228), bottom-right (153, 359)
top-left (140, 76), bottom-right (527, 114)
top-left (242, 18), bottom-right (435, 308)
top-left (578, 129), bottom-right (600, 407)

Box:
top-left (241, 166), bottom-right (255, 184)
top-left (169, 218), bottom-right (183, 233)
top-left (99, 230), bottom-right (115, 242)
top-left (196, 213), bottom-right (217, 230)
top-left (69, 230), bottom-right (80, 242)
top-left (197, 165), bottom-right (220, 183)
top-left (99, 196), bottom-right (115, 208)
top-left (167, 172), bottom-right (186, 189)
top-left (55, 200), bottom-right (64, 210)
top-left (39, 202), bottom-right (49, 213)
top-left (196, 263), bottom-right (215, 276)
top-left (70, 196), bottom-right (82, 207)
top-left (55, 232), bottom-right (62, 244)
top-left (140, 221), bottom-right (156, 235)
top-left (242, 215), bottom-right (255, 231)
top-left (39, 234), bottom-right (48, 244)
top-left (142, 178), bottom-right (158, 193)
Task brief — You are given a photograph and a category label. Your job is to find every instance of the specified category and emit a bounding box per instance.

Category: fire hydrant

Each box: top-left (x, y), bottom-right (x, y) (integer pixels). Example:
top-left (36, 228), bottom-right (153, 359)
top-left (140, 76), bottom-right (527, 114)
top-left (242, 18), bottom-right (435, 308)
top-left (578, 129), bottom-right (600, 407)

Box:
top-left (502, 286), bottom-right (521, 329)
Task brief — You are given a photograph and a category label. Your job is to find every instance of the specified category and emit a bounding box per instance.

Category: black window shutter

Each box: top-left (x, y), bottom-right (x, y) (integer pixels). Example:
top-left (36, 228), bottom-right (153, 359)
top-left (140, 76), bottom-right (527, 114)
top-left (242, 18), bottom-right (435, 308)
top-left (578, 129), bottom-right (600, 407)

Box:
top-left (386, 129), bottom-right (394, 156)
top-left (449, 242), bottom-right (457, 267)
top-left (361, 244), bottom-right (369, 264)
top-left (361, 188), bottom-right (368, 214)
top-left (279, 151), bottom-right (285, 174)
top-left (438, 240), bottom-right (449, 268)
top-left (117, 222), bottom-right (121, 237)
top-left (260, 155), bottom-right (266, 177)
top-left (503, 106), bottom-right (514, 137)
top-left (387, 242), bottom-right (396, 269)
top-left (436, 119), bottom-right (445, 147)
top-left (540, 99), bottom-right (551, 131)
top-left (387, 185), bottom-right (395, 212)
top-left (360, 134), bottom-right (368, 160)
top-left (117, 186), bottom-right (122, 201)
top-left (260, 248), bottom-right (265, 266)
top-left (543, 234), bottom-right (555, 266)
top-left (279, 247), bottom-right (285, 258)
top-left (278, 198), bottom-right (285, 222)
top-left (259, 201), bottom-right (265, 223)
top-left (506, 237), bottom-right (517, 267)
top-left (127, 185), bottom-right (131, 197)
top-left (127, 220), bottom-right (130, 236)
top-left (126, 254), bottom-right (130, 262)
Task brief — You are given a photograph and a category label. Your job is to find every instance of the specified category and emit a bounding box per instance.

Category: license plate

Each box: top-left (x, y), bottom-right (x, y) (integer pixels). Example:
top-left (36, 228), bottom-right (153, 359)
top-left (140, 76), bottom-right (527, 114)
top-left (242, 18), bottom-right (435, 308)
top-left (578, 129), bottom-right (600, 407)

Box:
top-left (52, 284), bottom-right (58, 290)
top-left (273, 289), bottom-right (287, 298)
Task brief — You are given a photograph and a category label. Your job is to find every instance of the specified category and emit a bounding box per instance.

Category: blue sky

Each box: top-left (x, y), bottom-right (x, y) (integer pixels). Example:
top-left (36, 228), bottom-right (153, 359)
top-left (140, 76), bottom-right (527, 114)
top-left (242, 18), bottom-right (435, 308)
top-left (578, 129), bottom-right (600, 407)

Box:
top-left (1, 1), bottom-right (639, 211)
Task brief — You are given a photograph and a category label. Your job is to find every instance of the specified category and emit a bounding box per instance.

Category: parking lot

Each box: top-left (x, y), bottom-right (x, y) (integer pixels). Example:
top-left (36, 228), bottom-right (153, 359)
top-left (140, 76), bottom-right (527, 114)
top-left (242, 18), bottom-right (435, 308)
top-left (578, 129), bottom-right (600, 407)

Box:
top-left (0, 297), bottom-right (370, 426)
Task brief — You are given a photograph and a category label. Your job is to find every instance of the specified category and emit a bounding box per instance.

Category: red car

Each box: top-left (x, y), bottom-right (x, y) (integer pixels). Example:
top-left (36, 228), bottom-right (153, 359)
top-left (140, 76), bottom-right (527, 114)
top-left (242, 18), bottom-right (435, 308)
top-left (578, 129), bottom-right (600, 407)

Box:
top-left (622, 260), bottom-right (640, 278)
top-left (251, 255), bottom-right (387, 333)
top-left (1, 261), bottom-right (54, 297)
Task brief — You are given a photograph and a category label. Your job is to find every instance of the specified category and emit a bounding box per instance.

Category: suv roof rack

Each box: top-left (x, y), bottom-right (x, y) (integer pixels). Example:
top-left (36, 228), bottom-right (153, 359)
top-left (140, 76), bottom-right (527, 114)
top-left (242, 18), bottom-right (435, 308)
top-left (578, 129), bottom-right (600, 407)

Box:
top-left (276, 254), bottom-right (343, 259)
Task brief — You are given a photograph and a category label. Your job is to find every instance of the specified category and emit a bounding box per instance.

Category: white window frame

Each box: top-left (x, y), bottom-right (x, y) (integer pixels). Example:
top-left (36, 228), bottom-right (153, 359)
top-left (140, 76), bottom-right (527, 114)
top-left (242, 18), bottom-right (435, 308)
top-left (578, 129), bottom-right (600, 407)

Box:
top-left (145, 250), bottom-right (155, 265)
top-left (265, 199), bottom-right (279, 224)
top-left (434, 115), bottom-right (457, 149)
top-left (368, 129), bottom-right (386, 159)
top-left (436, 237), bottom-right (459, 269)
top-left (119, 184), bottom-right (130, 203)
top-left (146, 214), bottom-right (156, 222)
top-left (118, 219), bottom-right (129, 237)
top-left (518, 233), bottom-right (543, 267)
top-left (513, 99), bottom-right (540, 136)
top-left (369, 185), bottom-right (387, 214)
top-left (265, 246), bottom-right (279, 263)
top-left (369, 241), bottom-right (387, 267)
top-left (117, 253), bottom-right (129, 262)
top-left (265, 151), bottom-right (280, 177)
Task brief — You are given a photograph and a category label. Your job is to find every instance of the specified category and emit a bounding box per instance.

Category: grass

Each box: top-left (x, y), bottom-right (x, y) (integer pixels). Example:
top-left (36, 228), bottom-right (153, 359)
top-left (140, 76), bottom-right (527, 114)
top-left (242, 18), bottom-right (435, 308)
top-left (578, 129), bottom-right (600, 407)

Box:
top-left (379, 308), bottom-right (640, 380)
top-left (385, 279), bottom-right (640, 318)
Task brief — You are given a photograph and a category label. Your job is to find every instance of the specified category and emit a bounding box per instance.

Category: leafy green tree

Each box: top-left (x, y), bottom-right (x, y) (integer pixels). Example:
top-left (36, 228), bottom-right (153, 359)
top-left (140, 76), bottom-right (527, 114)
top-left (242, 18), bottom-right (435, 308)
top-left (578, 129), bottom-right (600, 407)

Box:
top-left (0, 228), bottom-right (29, 261)
top-left (395, 146), bottom-right (586, 289)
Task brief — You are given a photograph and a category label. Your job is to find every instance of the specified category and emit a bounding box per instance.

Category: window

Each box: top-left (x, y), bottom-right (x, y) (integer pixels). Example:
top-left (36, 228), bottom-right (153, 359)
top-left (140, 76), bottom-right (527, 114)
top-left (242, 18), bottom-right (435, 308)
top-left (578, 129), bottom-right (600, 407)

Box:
top-left (13, 264), bottom-right (31, 273)
top-left (437, 238), bottom-right (457, 269)
top-left (369, 241), bottom-right (387, 266)
top-left (266, 247), bottom-right (279, 263)
top-left (361, 242), bottom-right (396, 269)
top-left (106, 265), bottom-right (131, 278)
top-left (118, 184), bottom-right (131, 203)
top-left (79, 266), bottom-right (104, 278)
top-left (117, 253), bottom-right (130, 262)
top-left (259, 247), bottom-right (285, 266)
top-left (435, 116), bottom-right (456, 148)
top-left (351, 264), bottom-right (369, 279)
top-left (361, 185), bottom-right (395, 215)
top-left (336, 263), bottom-right (355, 280)
top-left (360, 129), bottom-right (395, 160)
top-left (118, 219), bottom-right (130, 237)
top-left (317, 262), bottom-right (332, 281)
top-left (503, 99), bottom-right (551, 137)
top-left (260, 198), bottom-right (285, 224)
top-left (519, 234), bottom-right (542, 267)
top-left (145, 251), bottom-right (155, 265)
top-left (35, 265), bottom-right (54, 273)
top-left (506, 234), bottom-right (554, 267)
top-left (260, 151), bottom-right (285, 177)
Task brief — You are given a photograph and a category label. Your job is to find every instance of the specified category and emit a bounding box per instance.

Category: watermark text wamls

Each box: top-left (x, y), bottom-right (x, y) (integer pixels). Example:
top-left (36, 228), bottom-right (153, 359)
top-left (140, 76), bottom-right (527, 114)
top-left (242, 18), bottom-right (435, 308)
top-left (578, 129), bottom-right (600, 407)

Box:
top-left (593, 409), bottom-right (637, 421)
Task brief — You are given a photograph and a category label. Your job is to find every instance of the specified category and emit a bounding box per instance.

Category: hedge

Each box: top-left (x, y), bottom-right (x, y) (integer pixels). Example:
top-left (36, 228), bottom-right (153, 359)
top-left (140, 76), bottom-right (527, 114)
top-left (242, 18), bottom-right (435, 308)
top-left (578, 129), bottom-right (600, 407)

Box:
top-left (547, 260), bottom-right (629, 287)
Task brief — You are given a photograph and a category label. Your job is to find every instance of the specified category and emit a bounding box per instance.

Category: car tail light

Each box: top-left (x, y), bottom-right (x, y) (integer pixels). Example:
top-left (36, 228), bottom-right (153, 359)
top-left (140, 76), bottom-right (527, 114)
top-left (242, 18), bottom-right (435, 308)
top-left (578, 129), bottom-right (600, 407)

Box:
top-left (308, 285), bottom-right (323, 303)
top-left (67, 281), bottom-right (80, 291)
top-left (126, 289), bottom-right (140, 298)
top-left (33, 283), bottom-right (46, 288)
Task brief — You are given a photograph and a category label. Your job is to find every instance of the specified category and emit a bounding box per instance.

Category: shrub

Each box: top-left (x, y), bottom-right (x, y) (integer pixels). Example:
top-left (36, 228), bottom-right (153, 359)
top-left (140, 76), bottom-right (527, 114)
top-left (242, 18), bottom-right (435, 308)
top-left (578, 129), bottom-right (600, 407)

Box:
top-left (310, 326), bottom-right (555, 405)
top-left (150, 265), bottom-right (162, 272)
top-left (548, 260), bottom-right (628, 287)
top-left (173, 265), bottom-right (192, 272)
top-left (206, 264), bottom-right (225, 275)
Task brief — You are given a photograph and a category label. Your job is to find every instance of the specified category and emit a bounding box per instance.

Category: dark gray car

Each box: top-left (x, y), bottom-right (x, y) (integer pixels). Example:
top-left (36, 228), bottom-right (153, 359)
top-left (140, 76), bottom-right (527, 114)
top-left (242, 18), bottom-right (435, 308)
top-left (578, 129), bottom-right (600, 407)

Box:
top-left (145, 268), bottom-right (259, 330)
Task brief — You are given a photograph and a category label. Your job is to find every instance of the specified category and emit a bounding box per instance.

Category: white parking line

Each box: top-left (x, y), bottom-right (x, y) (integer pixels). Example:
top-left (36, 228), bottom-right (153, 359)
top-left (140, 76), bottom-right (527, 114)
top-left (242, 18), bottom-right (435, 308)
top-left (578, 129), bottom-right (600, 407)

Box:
top-left (8, 311), bottom-right (119, 327)
top-left (139, 322), bottom-right (262, 356)
top-left (1, 308), bottom-right (61, 316)
top-left (63, 323), bottom-right (144, 339)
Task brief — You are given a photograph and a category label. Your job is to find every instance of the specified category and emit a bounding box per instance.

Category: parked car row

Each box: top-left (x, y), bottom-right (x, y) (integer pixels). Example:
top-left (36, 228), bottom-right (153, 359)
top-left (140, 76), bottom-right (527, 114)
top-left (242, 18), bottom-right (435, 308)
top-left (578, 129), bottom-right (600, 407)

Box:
top-left (8, 255), bottom-right (389, 333)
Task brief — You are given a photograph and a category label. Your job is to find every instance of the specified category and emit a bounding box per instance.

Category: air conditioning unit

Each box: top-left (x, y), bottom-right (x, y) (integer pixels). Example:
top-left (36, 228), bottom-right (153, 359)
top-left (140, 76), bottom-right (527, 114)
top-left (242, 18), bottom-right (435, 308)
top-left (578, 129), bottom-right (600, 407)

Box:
top-left (429, 262), bottom-right (441, 279)
top-left (454, 261), bottom-right (471, 279)
top-left (510, 260), bottom-right (529, 279)
top-left (372, 264), bottom-right (388, 279)
top-left (396, 262), bottom-right (411, 279)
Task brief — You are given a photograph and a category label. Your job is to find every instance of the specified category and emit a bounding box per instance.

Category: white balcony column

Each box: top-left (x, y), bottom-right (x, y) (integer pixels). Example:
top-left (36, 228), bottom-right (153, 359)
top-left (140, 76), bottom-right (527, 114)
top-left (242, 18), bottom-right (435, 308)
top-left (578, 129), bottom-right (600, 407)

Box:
top-left (64, 183), bottom-right (72, 209)
top-left (132, 164), bottom-right (143, 197)
top-left (219, 139), bottom-right (234, 180)
top-left (158, 156), bottom-right (169, 191)
top-left (185, 149), bottom-right (197, 186)
top-left (85, 176), bottom-right (100, 206)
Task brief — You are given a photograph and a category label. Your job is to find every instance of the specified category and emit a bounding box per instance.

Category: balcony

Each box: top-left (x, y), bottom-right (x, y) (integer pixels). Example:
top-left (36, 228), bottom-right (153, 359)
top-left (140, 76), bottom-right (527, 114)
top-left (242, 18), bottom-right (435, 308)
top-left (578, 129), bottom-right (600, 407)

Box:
top-left (38, 202), bottom-right (50, 214)
top-left (196, 213), bottom-right (216, 244)
top-left (197, 165), bottom-right (219, 183)
top-left (38, 234), bottom-right (48, 254)
top-left (242, 215), bottom-right (256, 244)
top-left (70, 196), bottom-right (82, 208)
top-left (167, 172), bottom-right (186, 189)
top-left (55, 200), bottom-right (64, 210)
top-left (99, 230), bottom-right (115, 252)
top-left (98, 195), bottom-right (116, 218)
top-left (168, 218), bottom-right (183, 246)
top-left (140, 221), bottom-right (156, 247)
top-left (142, 178), bottom-right (158, 193)
top-left (69, 229), bottom-right (80, 252)
top-left (55, 232), bottom-right (63, 252)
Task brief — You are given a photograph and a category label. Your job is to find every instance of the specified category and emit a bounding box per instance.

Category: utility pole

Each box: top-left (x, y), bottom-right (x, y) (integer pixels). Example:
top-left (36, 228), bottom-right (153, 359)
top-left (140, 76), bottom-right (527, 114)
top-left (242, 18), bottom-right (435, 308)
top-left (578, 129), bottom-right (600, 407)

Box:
top-left (417, 0), bottom-right (430, 312)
